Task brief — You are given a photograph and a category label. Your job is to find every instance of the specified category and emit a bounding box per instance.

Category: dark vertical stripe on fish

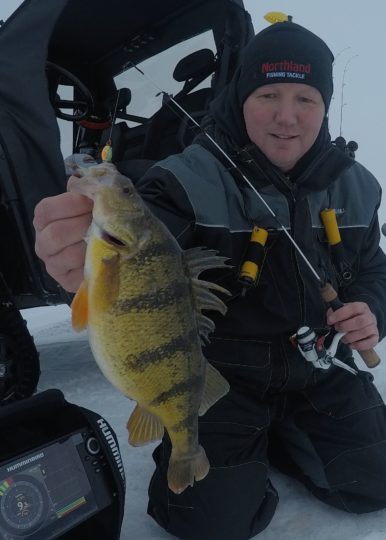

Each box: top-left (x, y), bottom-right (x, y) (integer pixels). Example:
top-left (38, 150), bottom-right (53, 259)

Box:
top-left (124, 330), bottom-right (197, 372)
top-left (170, 412), bottom-right (198, 434)
top-left (115, 282), bottom-right (188, 312)
top-left (150, 376), bottom-right (202, 408)
top-left (132, 238), bottom-right (178, 265)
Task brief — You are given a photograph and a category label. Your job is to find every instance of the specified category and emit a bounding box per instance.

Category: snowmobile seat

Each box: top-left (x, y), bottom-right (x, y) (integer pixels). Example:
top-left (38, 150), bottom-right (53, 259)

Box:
top-left (140, 48), bottom-right (216, 160)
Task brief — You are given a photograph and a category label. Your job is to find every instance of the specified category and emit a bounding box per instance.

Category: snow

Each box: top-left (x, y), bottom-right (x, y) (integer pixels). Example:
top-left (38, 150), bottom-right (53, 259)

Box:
top-left (22, 305), bottom-right (386, 540)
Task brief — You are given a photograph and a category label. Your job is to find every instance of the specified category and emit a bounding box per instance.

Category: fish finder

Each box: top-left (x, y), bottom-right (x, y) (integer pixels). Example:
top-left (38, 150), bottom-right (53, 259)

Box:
top-left (0, 390), bottom-right (125, 540)
top-left (0, 429), bottom-right (115, 539)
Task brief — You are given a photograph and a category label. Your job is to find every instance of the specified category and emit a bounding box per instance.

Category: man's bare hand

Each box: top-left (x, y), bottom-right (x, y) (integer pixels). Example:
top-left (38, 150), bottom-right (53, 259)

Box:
top-left (326, 301), bottom-right (379, 350)
top-left (34, 191), bottom-right (93, 292)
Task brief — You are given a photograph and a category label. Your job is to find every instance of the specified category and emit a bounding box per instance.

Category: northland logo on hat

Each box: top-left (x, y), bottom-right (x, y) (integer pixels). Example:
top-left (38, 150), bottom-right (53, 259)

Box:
top-left (261, 61), bottom-right (311, 81)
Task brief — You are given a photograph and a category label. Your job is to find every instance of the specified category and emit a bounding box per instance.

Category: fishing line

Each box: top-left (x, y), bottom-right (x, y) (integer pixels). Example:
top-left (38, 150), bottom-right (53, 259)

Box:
top-left (108, 88), bottom-right (122, 141)
top-left (130, 62), bottom-right (322, 284)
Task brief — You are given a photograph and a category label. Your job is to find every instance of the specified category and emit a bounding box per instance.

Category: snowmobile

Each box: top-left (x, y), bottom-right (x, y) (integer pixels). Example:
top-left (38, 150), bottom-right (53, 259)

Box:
top-left (0, 2), bottom-right (256, 539)
top-left (0, 0), bottom-right (255, 405)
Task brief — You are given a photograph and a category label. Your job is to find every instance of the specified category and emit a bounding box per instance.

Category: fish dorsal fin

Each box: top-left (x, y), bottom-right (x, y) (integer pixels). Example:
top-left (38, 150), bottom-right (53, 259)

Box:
top-left (71, 280), bottom-right (89, 331)
top-left (196, 313), bottom-right (215, 344)
top-left (183, 247), bottom-right (231, 339)
top-left (184, 247), bottom-right (229, 278)
top-left (198, 361), bottom-right (230, 416)
top-left (127, 404), bottom-right (164, 446)
top-left (192, 277), bottom-right (229, 315)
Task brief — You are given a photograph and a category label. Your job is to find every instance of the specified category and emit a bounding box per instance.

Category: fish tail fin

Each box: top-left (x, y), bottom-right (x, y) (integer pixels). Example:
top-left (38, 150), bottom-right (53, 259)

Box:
top-left (167, 446), bottom-right (210, 494)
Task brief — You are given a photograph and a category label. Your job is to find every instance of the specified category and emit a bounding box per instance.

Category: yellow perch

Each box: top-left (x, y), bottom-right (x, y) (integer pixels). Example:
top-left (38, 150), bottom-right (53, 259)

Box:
top-left (69, 162), bottom-right (230, 494)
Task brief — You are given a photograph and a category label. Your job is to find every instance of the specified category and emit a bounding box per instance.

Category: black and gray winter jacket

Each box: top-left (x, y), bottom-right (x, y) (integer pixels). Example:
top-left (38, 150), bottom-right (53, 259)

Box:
top-left (135, 140), bottom-right (386, 350)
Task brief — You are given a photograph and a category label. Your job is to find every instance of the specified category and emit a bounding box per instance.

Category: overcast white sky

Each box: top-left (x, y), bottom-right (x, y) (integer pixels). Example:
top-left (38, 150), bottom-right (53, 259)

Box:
top-left (2, 0), bottom-right (386, 234)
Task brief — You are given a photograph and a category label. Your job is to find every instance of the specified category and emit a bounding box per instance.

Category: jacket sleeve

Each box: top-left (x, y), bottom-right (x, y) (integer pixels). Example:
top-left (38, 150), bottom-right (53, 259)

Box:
top-left (340, 210), bottom-right (386, 340)
top-left (134, 163), bottom-right (195, 249)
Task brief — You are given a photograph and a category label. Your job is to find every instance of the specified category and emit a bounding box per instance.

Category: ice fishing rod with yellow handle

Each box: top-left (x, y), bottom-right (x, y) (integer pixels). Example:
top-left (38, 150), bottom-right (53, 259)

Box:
top-left (320, 208), bottom-right (353, 281)
top-left (130, 63), bottom-right (381, 369)
top-left (239, 226), bottom-right (268, 295)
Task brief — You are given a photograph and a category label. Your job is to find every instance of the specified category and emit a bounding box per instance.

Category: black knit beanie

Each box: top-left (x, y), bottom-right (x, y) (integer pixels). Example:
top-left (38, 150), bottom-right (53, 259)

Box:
top-left (237, 21), bottom-right (334, 109)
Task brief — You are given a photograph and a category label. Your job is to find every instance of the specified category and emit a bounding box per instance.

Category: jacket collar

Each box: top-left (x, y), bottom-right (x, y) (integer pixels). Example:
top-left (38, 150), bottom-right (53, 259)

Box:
top-left (195, 119), bottom-right (354, 198)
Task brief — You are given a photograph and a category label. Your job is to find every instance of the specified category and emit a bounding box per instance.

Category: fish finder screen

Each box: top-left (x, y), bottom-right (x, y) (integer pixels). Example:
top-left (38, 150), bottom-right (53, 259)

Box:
top-left (0, 431), bottom-right (105, 539)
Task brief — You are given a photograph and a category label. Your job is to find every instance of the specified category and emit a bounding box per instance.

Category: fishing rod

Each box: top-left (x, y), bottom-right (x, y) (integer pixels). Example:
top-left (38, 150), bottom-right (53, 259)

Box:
top-left (128, 62), bottom-right (380, 368)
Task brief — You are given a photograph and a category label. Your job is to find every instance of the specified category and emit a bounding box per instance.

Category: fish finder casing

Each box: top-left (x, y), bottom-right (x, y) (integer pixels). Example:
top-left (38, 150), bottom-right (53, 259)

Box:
top-left (0, 389), bottom-right (125, 539)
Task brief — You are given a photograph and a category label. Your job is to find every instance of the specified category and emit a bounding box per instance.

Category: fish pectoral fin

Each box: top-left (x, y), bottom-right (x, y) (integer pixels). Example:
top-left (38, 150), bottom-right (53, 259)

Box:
top-left (71, 280), bottom-right (88, 331)
top-left (127, 404), bottom-right (164, 446)
top-left (198, 361), bottom-right (230, 416)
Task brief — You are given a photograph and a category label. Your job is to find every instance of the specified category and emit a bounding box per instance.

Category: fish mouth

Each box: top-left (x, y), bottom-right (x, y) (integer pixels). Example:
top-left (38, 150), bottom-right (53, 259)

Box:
top-left (67, 162), bottom-right (121, 200)
top-left (68, 174), bottom-right (99, 200)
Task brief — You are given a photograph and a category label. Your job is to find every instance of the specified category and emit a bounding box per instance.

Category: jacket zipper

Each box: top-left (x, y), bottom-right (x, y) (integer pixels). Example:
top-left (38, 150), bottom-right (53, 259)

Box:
top-left (269, 150), bottom-right (335, 326)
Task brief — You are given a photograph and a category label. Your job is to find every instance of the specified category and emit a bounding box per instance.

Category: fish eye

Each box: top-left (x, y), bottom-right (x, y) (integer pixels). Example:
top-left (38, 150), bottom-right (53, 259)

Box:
top-left (101, 230), bottom-right (126, 247)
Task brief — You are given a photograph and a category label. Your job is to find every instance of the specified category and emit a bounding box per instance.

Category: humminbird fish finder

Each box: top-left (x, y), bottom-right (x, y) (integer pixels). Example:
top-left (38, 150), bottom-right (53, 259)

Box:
top-left (0, 390), bottom-right (125, 539)
top-left (0, 429), bottom-right (112, 539)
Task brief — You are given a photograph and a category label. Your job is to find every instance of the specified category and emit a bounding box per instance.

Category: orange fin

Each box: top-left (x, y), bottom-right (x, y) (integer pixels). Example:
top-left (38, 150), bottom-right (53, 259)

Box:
top-left (71, 280), bottom-right (89, 331)
top-left (127, 404), bottom-right (164, 446)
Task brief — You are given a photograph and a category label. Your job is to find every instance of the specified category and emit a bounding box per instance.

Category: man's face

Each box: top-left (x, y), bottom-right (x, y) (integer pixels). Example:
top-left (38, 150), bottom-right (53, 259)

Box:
top-left (242, 83), bottom-right (325, 172)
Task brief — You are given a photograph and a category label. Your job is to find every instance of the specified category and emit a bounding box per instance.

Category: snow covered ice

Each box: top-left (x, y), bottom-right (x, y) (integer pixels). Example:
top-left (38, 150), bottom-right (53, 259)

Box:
top-left (23, 305), bottom-right (386, 540)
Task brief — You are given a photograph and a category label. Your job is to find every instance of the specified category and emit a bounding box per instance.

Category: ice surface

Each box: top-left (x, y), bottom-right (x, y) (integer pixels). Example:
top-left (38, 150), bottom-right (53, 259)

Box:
top-left (22, 305), bottom-right (386, 540)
